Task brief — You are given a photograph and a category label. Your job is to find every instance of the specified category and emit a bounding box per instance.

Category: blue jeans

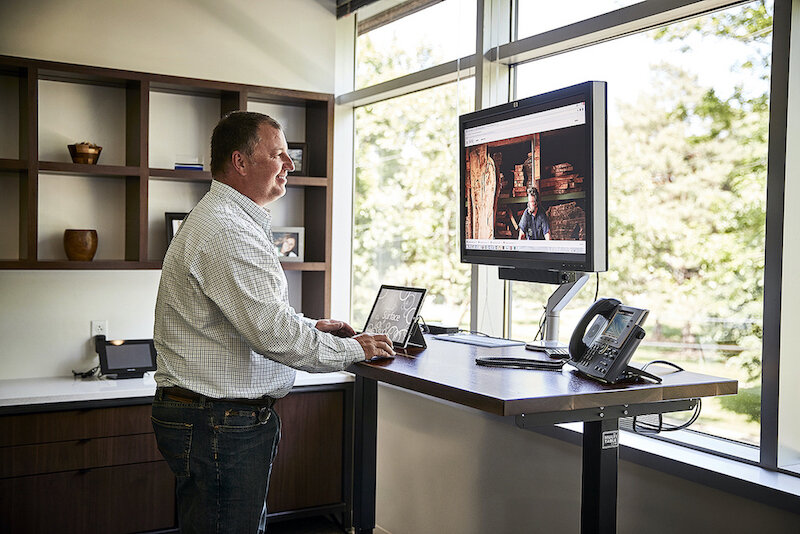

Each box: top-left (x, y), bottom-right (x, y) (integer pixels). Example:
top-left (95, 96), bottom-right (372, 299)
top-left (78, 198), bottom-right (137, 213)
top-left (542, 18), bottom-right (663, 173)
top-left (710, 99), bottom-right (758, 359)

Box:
top-left (151, 388), bottom-right (281, 534)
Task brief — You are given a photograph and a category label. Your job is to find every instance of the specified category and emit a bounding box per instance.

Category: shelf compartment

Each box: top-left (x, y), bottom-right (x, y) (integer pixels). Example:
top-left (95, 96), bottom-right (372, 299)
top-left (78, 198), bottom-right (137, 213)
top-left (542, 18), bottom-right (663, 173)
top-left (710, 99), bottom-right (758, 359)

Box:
top-left (37, 173), bottom-right (143, 262)
top-left (0, 170), bottom-right (22, 261)
top-left (148, 180), bottom-right (209, 262)
top-left (149, 90), bottom-right (220, 171)
top-left (0, 71), bottom-right (21, 160)
top-left (38, 79), bottom-right (131, 166)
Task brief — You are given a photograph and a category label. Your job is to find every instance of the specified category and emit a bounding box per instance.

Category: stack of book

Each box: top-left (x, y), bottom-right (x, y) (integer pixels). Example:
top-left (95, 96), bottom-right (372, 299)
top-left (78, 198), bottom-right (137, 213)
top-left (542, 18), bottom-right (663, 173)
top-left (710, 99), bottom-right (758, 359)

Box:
top-left (174, 161), bottom-right (204, 171)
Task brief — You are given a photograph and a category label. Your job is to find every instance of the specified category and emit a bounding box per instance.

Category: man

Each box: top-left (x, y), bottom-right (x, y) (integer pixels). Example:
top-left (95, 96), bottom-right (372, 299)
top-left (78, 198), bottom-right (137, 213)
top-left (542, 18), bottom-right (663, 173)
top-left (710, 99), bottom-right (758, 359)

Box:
top-left (152, 111), bottom-right (394, 534)
top-left (518, 186), bottom-right (550, 240)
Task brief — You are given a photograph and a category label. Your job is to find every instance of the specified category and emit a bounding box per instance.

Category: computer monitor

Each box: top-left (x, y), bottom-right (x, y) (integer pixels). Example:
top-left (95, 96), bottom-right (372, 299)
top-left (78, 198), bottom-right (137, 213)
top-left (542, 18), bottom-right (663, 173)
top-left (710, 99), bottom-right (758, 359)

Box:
top-left (459, 81), bottom-right (608, 281)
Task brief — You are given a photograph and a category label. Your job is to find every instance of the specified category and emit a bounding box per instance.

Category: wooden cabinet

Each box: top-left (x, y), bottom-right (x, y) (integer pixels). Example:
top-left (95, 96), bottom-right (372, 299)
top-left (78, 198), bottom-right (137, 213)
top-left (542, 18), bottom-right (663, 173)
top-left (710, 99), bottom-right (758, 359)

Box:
top-left (270, 386), bottom-right (352, 522)
top-left (0, 403), bottom-right (176, 534)
top-left (0, 382), bottom-right (354, 532)
top-left (0, 54), bottom-right (333, 317)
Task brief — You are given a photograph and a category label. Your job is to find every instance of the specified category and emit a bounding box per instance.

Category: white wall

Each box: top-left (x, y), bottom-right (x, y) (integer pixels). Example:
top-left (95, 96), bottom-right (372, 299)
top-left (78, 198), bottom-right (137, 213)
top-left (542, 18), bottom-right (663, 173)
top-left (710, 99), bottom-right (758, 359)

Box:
top-left (0, 0), bottom-right (336, 94)
top-left (0, 0), bottom-right (337, 379)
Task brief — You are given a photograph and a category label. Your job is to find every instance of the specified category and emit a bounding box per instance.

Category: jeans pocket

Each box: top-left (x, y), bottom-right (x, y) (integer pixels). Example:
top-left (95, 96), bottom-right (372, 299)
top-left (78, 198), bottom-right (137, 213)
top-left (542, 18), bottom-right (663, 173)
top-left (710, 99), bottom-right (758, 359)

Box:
top-left (151, 416), bottom-right (192, 477)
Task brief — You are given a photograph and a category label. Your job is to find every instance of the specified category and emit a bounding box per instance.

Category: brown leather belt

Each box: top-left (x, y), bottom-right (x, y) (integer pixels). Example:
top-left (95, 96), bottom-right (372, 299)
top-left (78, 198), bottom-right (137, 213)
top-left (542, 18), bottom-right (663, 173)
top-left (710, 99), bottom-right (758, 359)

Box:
top-left (160, 385), bottom-right (275, 408)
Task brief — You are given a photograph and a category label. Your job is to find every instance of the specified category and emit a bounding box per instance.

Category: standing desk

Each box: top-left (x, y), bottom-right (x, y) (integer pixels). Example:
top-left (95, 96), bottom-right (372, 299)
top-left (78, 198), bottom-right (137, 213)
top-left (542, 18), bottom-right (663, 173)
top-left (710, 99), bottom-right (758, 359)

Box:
top-left (349, 336), bottom-right (737, 534)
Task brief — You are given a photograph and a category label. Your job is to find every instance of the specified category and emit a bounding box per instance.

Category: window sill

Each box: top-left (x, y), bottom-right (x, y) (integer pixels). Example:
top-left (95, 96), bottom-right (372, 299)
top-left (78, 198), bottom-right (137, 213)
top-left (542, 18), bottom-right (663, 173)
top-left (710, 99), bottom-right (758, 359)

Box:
top-left (536, 423), bottom-right (800, 515)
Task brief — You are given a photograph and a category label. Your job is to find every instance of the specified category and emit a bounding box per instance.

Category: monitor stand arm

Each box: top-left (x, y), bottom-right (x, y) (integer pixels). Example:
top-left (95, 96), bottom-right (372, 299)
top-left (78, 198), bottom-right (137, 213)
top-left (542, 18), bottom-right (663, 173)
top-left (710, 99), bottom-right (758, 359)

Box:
top-left (526, 273), bottom-right (590, 348)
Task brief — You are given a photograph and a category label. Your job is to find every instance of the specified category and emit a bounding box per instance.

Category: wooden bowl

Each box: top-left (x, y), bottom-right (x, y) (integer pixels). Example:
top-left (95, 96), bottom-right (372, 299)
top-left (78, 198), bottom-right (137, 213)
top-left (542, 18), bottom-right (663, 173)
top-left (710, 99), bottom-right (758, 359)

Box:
top-left (64, 229), bottom-right (98, 261)
top-left (68, 143), bottom-right (102, 164)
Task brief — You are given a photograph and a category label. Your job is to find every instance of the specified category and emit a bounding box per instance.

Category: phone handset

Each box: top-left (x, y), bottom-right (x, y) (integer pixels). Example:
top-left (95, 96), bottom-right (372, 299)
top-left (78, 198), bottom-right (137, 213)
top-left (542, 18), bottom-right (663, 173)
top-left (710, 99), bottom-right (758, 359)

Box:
top-left (568, 297), bottom-right (620, 360)
top-left (568, 298), bottom-right (660, 384)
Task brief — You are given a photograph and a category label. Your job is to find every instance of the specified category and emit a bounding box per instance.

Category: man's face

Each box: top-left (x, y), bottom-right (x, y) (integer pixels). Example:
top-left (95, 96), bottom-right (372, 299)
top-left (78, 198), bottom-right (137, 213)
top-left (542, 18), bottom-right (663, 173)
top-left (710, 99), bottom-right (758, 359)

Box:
top-left (245, 123), bottom-right (295, 205)
top-left (527, 193), bottom-right (537, 213)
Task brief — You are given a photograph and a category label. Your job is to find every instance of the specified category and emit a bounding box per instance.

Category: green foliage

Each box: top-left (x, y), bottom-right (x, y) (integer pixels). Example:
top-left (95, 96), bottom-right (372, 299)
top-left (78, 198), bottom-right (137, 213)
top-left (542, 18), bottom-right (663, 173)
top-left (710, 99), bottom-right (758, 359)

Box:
top-left (353, 36), bottom-right (473, 326)
top-left (719, 386), bottom-right (761, 423)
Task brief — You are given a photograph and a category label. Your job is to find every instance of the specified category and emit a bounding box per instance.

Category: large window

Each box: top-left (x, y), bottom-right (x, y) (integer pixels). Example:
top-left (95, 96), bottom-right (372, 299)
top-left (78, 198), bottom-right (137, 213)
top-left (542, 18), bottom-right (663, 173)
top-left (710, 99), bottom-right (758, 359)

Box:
top-left (343, 0), bottom-right (794, 479)
top-left (355, 0), bottom-right (476, 89)
top-left (516, 0), bottom-right (639, 39)
top-left (352, 80), bottom-right (474, 328)
top-left (511, 0), bottom-right (773, 447)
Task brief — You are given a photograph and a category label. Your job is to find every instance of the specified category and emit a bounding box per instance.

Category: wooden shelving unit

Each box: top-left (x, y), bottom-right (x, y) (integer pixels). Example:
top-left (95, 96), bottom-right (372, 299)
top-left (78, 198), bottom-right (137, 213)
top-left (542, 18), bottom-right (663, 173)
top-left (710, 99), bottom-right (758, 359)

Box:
top-left (0, 54), bottom-right (334, 317)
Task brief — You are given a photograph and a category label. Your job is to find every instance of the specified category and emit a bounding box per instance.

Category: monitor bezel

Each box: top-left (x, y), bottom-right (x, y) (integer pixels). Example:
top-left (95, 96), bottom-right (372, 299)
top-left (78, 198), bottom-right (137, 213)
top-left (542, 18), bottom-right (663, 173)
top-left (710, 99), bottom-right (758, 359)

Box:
top-left (459, 80), bottom-right (608, 274)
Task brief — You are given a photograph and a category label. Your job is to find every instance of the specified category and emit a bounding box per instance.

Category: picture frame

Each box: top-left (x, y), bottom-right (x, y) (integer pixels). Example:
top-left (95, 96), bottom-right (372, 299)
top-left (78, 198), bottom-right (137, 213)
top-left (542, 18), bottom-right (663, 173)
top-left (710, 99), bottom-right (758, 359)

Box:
top-left (287, 142), bottom-right (308, 176)
top-left (272, 226), bottom-right (304, 262)
top-left (165, 212), bottom-right (189, 244)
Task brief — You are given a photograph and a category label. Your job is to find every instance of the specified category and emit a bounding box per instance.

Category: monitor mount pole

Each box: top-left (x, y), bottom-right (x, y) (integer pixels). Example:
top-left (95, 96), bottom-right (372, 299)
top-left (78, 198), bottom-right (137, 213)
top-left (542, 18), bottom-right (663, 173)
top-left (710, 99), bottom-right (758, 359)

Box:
top-left (526, 272), bottom-right (590, 348)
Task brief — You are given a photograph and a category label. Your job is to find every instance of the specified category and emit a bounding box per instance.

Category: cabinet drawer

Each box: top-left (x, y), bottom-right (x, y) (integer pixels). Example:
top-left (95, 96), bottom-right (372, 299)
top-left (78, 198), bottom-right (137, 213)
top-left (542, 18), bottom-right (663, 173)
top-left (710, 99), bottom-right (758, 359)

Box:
top-left (0, 460), bottom-right (176, 534)
top-left (1, 433), bottom-right (163, 478)
top-left (0, 404), bottom-right (154, 446)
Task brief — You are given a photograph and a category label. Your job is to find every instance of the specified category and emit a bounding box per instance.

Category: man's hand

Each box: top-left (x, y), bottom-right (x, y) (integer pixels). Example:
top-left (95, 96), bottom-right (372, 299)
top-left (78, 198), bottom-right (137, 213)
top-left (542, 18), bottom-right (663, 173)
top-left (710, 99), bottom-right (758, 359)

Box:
top-left (315, 319), bottom-right (356, 338)
top-left (353, 333), bottom-right (395, 360)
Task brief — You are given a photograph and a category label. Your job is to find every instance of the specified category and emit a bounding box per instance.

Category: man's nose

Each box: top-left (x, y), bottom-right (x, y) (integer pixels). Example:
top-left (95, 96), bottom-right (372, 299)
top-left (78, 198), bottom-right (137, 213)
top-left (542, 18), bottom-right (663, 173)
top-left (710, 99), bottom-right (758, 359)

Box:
top-left (284, 154), bottom-right (295, 172)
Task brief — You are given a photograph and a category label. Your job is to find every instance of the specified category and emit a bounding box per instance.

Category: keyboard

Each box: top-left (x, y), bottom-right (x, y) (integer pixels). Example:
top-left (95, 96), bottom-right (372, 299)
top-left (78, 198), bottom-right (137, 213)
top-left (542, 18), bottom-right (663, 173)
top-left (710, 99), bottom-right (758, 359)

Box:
top-left (525, 344), bottom-right (571, 359)
top-left (434, 333), bottom-right (525, 348)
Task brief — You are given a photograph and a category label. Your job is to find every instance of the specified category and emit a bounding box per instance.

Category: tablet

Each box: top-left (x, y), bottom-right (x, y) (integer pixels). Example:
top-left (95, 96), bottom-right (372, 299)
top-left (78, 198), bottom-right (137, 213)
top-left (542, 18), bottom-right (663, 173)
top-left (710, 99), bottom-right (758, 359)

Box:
top-left (363, 285), bottom-right (426, 348)
top-left (97, 338), bottom-right (157, 379)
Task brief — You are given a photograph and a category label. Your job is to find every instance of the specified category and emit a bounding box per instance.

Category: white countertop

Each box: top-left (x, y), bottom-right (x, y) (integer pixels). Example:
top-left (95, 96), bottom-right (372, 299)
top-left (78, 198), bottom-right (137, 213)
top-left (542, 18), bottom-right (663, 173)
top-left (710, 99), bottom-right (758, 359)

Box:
top-left (0, 370), bottom-right (353, 408)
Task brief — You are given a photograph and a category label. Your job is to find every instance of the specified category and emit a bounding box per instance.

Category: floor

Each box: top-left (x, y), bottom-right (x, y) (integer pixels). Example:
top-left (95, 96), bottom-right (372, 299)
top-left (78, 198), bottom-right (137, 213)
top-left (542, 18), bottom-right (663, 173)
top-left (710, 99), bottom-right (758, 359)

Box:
top-left (267, 515), bottom-right (348, 533)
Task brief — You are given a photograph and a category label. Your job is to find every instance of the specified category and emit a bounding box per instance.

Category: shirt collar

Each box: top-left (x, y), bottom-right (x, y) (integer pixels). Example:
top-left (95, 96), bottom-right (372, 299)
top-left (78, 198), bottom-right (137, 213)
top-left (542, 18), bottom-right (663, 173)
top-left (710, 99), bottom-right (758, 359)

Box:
top-left (210, 179), bottom-right (272, 232)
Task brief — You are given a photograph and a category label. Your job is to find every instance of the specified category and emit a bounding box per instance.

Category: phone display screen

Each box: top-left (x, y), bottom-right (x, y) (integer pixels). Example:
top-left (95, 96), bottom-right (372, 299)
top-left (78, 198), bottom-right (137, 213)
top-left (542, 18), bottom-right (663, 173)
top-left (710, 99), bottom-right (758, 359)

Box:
top-left (601, 309), bottom-right (634, 343)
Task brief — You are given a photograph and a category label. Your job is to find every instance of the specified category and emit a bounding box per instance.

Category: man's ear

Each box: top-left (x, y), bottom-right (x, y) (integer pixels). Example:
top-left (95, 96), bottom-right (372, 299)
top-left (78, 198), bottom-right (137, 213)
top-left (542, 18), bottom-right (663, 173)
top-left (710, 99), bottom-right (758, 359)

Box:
top-left (231, 150), bottom-right (247, 176)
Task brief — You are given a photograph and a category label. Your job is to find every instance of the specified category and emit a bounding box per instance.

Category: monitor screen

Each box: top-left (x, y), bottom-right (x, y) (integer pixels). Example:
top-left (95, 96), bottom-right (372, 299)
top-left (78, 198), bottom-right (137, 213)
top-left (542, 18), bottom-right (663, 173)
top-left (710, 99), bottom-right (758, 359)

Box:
top-left (459, 81), bottom-right (607, 277)
top-left (98, 339), bottom-right (157, 379)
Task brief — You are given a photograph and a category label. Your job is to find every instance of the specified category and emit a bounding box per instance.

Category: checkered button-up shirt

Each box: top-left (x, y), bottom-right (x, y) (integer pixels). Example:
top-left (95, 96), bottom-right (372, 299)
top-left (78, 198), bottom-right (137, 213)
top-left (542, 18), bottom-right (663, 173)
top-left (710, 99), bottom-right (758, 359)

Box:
top-left (154, 180), bottom-right (363, 399)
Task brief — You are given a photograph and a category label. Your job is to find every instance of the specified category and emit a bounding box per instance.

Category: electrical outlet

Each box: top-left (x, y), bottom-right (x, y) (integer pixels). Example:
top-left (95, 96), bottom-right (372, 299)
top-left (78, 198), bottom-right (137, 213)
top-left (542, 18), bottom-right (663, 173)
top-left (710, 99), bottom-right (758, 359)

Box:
top-left (91, 320), bottom-right (108, 337)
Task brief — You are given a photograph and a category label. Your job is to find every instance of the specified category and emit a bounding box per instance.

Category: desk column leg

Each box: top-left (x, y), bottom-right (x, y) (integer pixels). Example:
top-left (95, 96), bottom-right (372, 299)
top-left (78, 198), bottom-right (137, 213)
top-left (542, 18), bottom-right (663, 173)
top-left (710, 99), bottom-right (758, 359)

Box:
top-left (353, 376), bottom-right (377, 534)
top-left (581, 418), bottom-right (619, 534)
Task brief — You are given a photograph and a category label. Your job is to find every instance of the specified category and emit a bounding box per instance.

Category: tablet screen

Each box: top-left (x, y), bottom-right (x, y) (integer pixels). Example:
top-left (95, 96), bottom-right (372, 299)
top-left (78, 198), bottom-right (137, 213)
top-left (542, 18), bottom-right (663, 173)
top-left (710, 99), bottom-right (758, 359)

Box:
top-left (363, 285), bottom-right (426, 348)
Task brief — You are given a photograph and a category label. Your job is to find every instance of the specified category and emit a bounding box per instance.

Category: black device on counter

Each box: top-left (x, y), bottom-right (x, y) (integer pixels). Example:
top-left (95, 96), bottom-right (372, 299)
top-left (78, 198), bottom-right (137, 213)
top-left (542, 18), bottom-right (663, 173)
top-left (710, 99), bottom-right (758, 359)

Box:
top-left (95, 336), bottom-right (157, 379)
top-left (567, 298), bottom-right (660, 383)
